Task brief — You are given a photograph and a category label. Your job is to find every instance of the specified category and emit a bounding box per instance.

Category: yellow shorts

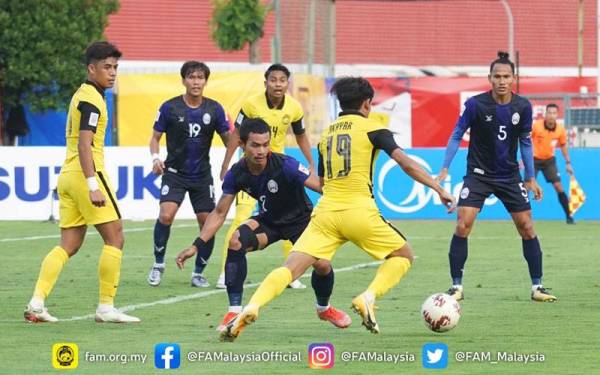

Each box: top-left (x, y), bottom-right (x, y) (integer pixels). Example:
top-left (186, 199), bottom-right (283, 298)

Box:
top-left (58, 170), bottom-right (121, 228)
top-left (292, 207), bottom-right (406, 261)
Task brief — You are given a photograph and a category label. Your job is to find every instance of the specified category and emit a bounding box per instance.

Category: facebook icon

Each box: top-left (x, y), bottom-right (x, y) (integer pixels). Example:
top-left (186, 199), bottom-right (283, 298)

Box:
top-left (154, 343), bottom-right (181, 369)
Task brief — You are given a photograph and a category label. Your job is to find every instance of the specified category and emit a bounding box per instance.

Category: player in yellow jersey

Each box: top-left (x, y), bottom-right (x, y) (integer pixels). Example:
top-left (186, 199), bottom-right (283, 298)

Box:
top-left (24, 42), bottom-right (139, 323)
top-left (221, 77), bottom-right (456, 341)
top-left (217, 64), bottom-right (315, 289)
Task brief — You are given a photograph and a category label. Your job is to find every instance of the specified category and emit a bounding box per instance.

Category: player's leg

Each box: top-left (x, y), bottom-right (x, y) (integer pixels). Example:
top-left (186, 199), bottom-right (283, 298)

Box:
top-left (221, 214), bottom-right (342, 342)
top-left (510, 210), bottom-right (557, 302)
top-left (189, 182), bottom-right (216, 287)
top-left (311, 259), bottom-right (352, 328)
top-left (345, 209), bottom-right (413, 333)
top-left (94, 219), bottom-right (139, 322)
top-left (148, 172), bottom-right (184, 286)
top-left (544, 159), bottom-right (573, 224)
top-left (286, 239), bottom-right (306, 289)
top-left (446, 177), bottom-right (490, 300)
top-left (218, 219), bottom-right (270, 330)
top-left (495, 179), bottom-right (557, 302)
top-left (25, 226), bottom-right (86, 323)
top-left (148, 202), bottom-right (179, 286)
top-left (217, 192), bottom-right (255, 288)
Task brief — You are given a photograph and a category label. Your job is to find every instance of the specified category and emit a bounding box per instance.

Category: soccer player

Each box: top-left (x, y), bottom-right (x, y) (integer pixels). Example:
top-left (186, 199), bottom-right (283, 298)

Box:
top-left (24, 41), bottom-right (139, 323)
top-left (220, 77), bottom-right (456, 341)
top-left (436, 52), bottom-right (557, 303)
top-left (175, 118), bottom-right (350, 331)
top-left (216, 63), bottom-right (315, 289)
top-left (532, 103), bottom-right (576, 224)
top-left (147, 61), bottom-right (232, 287)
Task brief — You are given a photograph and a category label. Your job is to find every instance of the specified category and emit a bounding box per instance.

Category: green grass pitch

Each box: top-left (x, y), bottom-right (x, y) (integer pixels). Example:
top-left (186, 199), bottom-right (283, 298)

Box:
top-left (1, 219), bottom-right (597, 374)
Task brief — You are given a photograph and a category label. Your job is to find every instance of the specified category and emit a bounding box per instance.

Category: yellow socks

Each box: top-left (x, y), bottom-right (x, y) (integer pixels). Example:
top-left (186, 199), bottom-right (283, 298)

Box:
top-left (282, 240), bottom-right (293, 259)
top-left (366, 256), bottom-right (411, 299)
top-left (220, 220), bottom-right (239, 273)
top-left (33, 246), bottom-right (69, 300)
top-left (98, 245), bottom-right (122, 305)
top-left (248, 267), bottom-right (292, 308)
top-left (220, 201), bottom-right (254, 273)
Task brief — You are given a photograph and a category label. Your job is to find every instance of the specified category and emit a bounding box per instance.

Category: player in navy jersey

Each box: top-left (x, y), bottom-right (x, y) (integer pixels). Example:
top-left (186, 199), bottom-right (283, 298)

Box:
top-left (436, 52), bottom-right (556, 302)
top-left (147, 61), bottom-right (233, 288)
top-left (175, 118), bottom-right (351, 332)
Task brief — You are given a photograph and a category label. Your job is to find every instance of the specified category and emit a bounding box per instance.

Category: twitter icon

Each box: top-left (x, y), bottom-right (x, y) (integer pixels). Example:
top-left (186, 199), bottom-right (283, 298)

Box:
top-left (422, 343), bottom-right (448, 369)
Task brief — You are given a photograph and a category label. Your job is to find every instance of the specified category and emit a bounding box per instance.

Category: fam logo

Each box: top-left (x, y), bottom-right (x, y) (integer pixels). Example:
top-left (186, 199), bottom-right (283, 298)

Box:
top-left (376, 154), bottom-right (498, 214)
top-left (52, 343), bottom-right (79, 369)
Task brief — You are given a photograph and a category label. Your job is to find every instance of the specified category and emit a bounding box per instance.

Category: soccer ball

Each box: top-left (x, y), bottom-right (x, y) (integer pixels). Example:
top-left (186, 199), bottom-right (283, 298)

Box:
top-left (421, 293), bottom-right (461, 332)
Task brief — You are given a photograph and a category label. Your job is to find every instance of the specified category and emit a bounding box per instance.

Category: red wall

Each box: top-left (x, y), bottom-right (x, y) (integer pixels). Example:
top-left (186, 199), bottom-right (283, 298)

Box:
top-left (106, 0), bottom-right (597, 67)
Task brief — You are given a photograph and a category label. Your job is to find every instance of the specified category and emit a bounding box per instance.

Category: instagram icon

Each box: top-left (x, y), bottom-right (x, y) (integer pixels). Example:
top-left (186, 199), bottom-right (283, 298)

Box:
top-left (308, 343), bottom-right (335, 369)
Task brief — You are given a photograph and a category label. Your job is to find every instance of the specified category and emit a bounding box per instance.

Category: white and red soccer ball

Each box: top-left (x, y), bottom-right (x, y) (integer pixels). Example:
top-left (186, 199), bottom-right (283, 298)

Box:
top-left (421, 293), bottom-right (461, 332)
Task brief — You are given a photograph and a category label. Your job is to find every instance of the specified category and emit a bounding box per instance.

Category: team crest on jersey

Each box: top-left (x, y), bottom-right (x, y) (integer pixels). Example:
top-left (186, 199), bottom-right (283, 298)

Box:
top-left (203, 113), bottom-right (211, 125)
top-left (267, 179), bottom-right (279, 193)
top-left (161, 185), bottom-right (170, 195)
top-left (512, 112), bottom-right (520, 125)
top-left (460, 187), bottom-right (470, 199)
top-left (282, 114), bottom-right (291, 125)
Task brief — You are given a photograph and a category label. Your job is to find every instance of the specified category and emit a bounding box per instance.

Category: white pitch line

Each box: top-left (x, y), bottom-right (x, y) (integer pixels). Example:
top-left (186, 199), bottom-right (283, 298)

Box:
top-left (0, 224), bottom-right (199, 243)
top-left (62, 260), bottom-right (383, 322)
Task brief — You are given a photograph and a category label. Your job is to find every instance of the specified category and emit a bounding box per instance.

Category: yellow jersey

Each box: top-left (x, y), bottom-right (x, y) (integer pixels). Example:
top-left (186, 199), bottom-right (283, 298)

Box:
top-left (62, 82), bottom-right (108, 172)
top-left (317, 112), bottom-right (390, 211)
top-left (235, 92), bottom-right (304, 153)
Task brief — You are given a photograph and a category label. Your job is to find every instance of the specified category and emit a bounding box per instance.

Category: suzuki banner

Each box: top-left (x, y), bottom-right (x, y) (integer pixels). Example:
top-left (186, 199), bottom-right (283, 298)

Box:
top-left (0, 147), bottom-right (233, 221)
top-left (1, 147), bottom-right (596, 221)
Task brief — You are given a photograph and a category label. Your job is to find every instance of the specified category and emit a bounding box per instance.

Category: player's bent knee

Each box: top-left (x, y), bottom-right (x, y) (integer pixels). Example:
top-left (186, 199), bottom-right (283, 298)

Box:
top-left (313, 259), bottom-right (332, 275)
top-left (228, 232), bottom-right (242, 251)
top-left (158, 213), bottom-right (175, 225)
top-left (236, 224), bottom-right (258, 251)
top-left (388, 243), bottom-right (414, 263)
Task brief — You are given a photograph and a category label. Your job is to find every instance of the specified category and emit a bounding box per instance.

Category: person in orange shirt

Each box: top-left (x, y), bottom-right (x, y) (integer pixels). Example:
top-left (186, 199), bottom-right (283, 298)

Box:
top-left (532, 103), bottom-right (575, 224)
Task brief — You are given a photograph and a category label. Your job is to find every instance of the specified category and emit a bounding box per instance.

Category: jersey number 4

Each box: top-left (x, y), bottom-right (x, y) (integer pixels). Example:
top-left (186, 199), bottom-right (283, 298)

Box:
top-left (325, 134), bottom-right (351, 179)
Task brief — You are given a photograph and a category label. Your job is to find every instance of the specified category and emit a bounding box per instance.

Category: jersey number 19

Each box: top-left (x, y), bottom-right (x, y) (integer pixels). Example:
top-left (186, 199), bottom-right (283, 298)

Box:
top-left (325, 134), bottom-right (352, 179)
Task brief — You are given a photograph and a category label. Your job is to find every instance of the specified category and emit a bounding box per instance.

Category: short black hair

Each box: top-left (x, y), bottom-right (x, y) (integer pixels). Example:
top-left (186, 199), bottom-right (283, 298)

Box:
top-left (239, 118), bottom-right (271, 143)
top-left (264, 63), bottom-right (290, 80)
top-left (85, 41), bottom-right (122, 65)
top-left (330, 77), bottom-right (375, 111)
top-left (546, 103), bottom-right (559, 110)
top-left (489, 51), bottom-right (515, 74)
top-left (180, 61), bottom-right (210, 80)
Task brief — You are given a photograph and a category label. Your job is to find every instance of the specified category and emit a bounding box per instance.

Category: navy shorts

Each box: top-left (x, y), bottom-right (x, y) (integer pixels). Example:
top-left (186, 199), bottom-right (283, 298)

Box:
top-left (253, 215), bottom-right (311, 247)
top-left (159, 171), bottom-right (215, 213)
top-left (534, 157), bottom-right (561, 183)
top-left (458, 175), bottom-right (531, 213)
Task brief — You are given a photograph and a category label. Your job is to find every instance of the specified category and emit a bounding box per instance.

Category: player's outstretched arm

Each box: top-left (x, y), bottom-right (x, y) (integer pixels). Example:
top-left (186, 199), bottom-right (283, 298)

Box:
top-left (221, 128), bottom-right (240, 181)
top-left (391, 148), bottom-right (456, 213)
top-left (175, 193), bottom-right (236, 269)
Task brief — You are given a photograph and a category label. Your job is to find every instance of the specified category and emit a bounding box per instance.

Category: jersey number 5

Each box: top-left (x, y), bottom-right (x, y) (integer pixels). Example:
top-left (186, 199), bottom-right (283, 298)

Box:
top-left (325, 134), bottom-right (351, 179)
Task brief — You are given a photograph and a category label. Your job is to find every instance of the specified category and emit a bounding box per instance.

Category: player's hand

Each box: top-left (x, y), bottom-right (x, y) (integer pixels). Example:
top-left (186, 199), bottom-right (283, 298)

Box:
top-left (438, 189), bottom-right (457, 213)
top-left (566, 163), bottom-right (574, 176)
top-left (435, 168), bottom-right (449, 183)
top-left (175, 246), bottom-right (198, 270)
top-left (89, 190), bottom-right (106, 207)
top-left (152, 159), bottom-right (165, 175)
top-left (525, 179), bottom-right (543, 201)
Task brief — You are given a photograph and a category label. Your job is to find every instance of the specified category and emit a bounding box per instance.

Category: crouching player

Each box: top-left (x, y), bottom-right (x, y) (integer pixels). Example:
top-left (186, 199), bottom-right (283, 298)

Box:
top-left (175, 118), bottom-right (351, 331)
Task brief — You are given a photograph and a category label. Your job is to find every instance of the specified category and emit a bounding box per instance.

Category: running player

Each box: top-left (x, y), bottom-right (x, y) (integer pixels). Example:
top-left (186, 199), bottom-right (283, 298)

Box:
top-left (220, 77), bottom-right (455, 341)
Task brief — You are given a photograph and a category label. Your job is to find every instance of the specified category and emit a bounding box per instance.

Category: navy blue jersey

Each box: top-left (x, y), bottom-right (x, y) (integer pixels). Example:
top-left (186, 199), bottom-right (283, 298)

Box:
top-left (222, 153), bottom-right (312, 226)
top-left (154, 96), bottom-right (229, 180)
top-left (454, 91), bottom-right (532, 182)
